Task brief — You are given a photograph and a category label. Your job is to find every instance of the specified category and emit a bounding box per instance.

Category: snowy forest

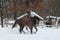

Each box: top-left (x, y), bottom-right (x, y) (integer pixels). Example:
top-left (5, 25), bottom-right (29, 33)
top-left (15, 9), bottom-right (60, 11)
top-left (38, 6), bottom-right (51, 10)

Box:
top-left (0, 0), bottom-right (60, 18)
top-left (0, 0), bottom-right (60, 40)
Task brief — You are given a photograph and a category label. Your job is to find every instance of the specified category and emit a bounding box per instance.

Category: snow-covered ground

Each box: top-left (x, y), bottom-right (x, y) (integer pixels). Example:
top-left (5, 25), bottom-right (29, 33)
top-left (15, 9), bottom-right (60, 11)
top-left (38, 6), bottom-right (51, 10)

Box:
top-left (0, 24), bottom-right (60, 40)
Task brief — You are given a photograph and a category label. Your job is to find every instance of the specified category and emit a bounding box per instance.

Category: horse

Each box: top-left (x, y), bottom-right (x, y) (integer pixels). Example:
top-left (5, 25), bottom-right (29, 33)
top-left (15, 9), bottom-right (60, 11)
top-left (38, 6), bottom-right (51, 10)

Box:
top-left (12, 15), bottom-right (41, 34)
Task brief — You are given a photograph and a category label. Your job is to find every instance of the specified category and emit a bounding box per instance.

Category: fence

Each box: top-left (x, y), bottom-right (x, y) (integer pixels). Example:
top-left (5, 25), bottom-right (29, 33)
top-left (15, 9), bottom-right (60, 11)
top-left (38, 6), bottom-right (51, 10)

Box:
top-left (0, 17), bottom-right (60, 28)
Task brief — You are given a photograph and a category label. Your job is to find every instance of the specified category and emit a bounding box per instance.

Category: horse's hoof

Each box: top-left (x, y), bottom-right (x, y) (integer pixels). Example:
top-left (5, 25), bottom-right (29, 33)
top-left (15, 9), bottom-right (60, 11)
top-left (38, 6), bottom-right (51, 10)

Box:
top-left (34, 32), bottom-right (37, 34)
top-left (31, 33), bottom-right (33, 34)
top-left (23, 32), bottom-right (26, 34)
top-left (20, 32), bottom-right (22, 34)
top-left (12, 27), bottom-right (13, 29)
top-left (46, 26), bottom-right (48, 27)
top-left (49, 26), bottom-right (52, 27)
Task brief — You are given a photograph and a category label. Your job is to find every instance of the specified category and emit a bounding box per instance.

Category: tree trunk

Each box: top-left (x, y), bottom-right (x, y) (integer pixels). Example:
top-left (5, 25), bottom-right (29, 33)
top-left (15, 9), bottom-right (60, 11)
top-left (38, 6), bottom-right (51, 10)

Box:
top-left (1, 12), bottom-right (3, 27)
top-left (14, 12), bottom-right (17, 20)
top-left (0, 0), bottom-right (4, 27)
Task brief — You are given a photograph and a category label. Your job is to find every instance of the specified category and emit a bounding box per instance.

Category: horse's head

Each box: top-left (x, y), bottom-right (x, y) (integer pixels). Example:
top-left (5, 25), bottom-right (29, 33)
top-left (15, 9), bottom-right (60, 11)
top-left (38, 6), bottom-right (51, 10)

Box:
top-left (33, 16), bottom-right (41, 25)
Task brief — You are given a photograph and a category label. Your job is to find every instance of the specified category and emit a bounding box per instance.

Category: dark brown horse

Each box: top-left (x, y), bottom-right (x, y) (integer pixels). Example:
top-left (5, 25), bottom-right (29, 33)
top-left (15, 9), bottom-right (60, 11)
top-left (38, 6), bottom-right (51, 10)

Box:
top-left (12, 15), bottom-right (41, 34)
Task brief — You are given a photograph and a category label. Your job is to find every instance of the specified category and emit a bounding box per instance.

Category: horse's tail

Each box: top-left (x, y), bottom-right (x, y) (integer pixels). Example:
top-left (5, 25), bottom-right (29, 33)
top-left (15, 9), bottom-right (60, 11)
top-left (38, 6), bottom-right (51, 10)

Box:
top-left (12, 20), bottom-right (18, 29)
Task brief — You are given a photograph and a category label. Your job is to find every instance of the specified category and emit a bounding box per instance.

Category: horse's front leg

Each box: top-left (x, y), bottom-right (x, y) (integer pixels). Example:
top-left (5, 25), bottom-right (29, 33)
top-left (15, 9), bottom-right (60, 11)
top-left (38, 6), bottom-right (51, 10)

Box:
top-left (19, 27), bottom-right (22, 34)
top-left (34, 26), bottom-right (38, 33)
top-left (19, 26), bottom-right (26, 34)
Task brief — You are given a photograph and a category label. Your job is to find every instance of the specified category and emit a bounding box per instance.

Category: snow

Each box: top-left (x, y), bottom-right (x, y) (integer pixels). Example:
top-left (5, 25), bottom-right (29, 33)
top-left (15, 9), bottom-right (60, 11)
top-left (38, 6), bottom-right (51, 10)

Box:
top-left (17, 13), bottom-right (27, 19)
top-left (17, 11), bottom-right (43, 20)
top-left (7, 20), bottom-right (15, 23)
top-left (0, 24), bottom-right (60, 40)
top-left (57, 17), bottom-right (60, 20)
top-left (46, 16), bottom-right (60, 21)
top-left (46, 15), bottom-right (56, 19)
top-left (30, 11), bottom-right (43, 20)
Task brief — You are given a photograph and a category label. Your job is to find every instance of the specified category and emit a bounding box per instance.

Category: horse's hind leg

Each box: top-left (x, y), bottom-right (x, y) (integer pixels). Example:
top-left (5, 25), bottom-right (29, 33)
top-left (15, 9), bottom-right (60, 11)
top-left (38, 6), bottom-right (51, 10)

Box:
top-left (34, 26), bottom-right (38, 33)
top-left (35, 27), bottom-right (38, 32)
top-left (12, 21), bottom-right (17, 29)
top-left (26, 27), bottom-right (29, 31)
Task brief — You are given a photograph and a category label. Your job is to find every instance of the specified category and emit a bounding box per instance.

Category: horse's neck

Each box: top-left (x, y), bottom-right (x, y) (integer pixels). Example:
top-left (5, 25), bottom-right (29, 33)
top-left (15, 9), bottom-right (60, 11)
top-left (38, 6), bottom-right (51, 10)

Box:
top-left (31, 17), bottom-right (36, 23)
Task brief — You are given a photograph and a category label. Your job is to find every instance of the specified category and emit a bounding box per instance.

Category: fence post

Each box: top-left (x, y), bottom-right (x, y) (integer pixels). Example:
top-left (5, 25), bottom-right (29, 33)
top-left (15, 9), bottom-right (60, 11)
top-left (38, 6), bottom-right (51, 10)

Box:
top-left (55, 17), bottom-right (58, 28)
